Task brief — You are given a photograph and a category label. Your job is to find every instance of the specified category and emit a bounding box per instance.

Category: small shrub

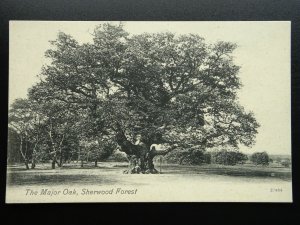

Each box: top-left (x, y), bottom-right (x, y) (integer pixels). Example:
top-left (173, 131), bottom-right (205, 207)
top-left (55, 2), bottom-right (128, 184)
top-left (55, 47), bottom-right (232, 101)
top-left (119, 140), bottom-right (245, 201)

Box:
top-left (212, 150), bottom-right (248, 165)
top-left (106, 150), bottom-right (128, 162)
top-left (280, 159), bottom-right (291, 168)
top-left (250, 152), bottom-right (270, 166)
top-left (164, 148), bottom-right (211, 165)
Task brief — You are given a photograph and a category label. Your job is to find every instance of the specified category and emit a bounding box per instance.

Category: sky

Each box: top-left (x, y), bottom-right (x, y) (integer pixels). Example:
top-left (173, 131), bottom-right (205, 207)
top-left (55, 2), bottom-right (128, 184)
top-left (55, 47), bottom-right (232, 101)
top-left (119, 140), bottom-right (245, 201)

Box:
top-left (9, 21), bottom-right (291, 155)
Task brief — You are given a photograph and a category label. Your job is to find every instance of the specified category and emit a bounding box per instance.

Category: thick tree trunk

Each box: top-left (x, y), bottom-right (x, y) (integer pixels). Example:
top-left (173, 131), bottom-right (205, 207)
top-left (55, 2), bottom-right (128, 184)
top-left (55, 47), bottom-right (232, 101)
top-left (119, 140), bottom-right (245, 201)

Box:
top-left (145, 153), bottom-right (159, 174)
top-left (122, 146), bottom-right (177, 174)
top-left (51, 158), bottom-right (56, 169)
top-left (123, 153), bottom-right (159, 174)
top-left (122, 149), bottom-right (148, 174)
top-left (31, 158), bottom-right (36, 169)
top-left (95, 160), bottom-right (98, 167)
top-left (58, 154), bottom-right (63, 167)
top-left (123, 155), bottom-right (141, 174)
top-left (24, 160), bottom-right (30, 170)
top-left (144, 145), bottom-right (178, 174)
top-left (115, 127), bottom-right (177, 174)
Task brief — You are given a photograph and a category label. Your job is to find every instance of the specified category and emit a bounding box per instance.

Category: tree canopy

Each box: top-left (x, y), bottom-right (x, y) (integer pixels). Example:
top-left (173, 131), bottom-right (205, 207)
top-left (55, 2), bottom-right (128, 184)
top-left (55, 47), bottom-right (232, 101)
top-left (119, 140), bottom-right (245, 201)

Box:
top-left (9, 23), bottom-right (259, 171)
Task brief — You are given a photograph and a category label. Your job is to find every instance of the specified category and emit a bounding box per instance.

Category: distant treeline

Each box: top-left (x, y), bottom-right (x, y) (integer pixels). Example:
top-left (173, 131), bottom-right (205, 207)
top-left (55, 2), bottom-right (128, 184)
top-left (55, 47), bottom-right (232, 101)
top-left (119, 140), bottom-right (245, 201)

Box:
top-left (162, 148), bottom-right (291, 167)
top-left (165, 149), bottom-right (243, 165)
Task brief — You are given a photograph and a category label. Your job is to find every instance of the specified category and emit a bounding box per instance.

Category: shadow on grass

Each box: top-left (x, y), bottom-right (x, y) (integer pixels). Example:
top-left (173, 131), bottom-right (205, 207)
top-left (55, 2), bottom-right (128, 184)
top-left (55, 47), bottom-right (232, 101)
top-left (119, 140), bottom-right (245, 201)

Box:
top-left (7, 163), bottom-right (292, 187)
top-left (7, 165), bottom-right (127, 172)
top-left (6, 172), bottom-right (145, 186)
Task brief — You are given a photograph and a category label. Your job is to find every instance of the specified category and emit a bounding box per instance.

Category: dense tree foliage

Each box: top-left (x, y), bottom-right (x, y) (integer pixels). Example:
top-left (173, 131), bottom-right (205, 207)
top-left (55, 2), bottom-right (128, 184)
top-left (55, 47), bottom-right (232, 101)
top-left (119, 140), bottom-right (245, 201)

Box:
top-left (8, 23), bottom-right (259, 172)
top-left (164, 147), bottom-right (211, 165)
top-left (211, 149), bottom-right (248, 165)
top-left (250, 152), bottom-right (270, 166)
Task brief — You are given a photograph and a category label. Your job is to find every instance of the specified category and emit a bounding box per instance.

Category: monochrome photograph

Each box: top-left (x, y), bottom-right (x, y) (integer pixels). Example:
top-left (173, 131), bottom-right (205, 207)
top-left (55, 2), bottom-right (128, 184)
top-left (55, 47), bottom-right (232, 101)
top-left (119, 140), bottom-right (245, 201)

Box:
top-left (6, 21), bottom-right (292, 203)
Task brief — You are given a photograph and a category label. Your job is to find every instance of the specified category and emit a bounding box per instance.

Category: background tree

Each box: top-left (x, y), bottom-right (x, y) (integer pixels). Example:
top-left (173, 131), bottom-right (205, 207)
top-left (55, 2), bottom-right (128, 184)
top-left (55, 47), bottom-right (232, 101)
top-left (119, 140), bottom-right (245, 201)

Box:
top-left (7, 127), bottom-right (23, 164)
top-left (27, 94), bottom-right (82, 169)
top-left (211, 149), bottom-right (248, 166)
top-left (250, 152), bottom-right (270, 166)
top-left (164, 146), bottom-right (211, 165)
top-left (8, 98), bottom-right (40, 169)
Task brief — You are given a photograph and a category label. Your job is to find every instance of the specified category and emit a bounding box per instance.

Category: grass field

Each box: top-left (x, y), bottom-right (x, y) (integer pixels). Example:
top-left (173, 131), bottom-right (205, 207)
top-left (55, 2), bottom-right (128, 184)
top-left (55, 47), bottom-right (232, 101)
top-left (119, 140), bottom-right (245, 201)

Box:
top-left (6, 162), bottom-right (292, 203)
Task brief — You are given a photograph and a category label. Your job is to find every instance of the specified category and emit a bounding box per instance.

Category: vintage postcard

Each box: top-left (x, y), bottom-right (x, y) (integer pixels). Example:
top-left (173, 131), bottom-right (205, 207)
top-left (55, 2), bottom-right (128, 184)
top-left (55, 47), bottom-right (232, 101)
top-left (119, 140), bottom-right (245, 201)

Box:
top-left (6, 21), bottom-right (292, 203)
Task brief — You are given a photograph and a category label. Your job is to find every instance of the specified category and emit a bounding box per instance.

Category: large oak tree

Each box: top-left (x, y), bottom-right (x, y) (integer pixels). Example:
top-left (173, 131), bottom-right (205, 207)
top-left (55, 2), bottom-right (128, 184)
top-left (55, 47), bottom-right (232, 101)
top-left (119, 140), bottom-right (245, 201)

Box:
top-left (29, 23), bottom-right (259, 173)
